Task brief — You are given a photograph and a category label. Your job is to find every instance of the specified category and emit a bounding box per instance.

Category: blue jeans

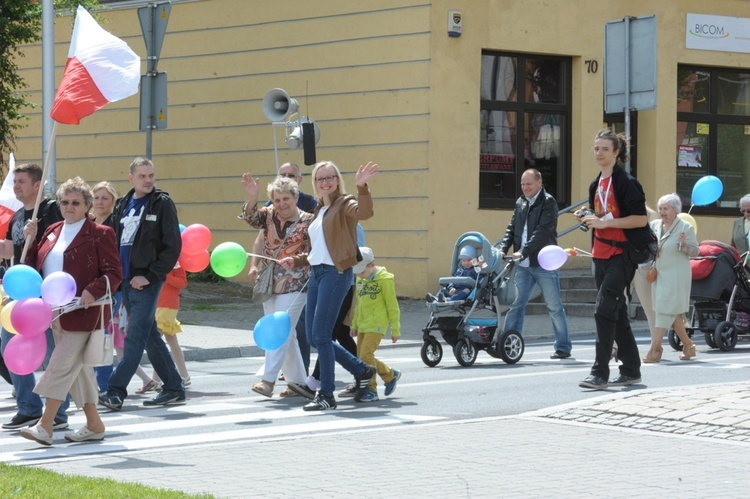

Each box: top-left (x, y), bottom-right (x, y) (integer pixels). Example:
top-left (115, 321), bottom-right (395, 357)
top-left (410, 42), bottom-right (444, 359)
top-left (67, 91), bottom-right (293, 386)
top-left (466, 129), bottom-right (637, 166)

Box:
top-left (504, 265), bottom-right (572, 354)
top-left (1, 327), bottom-right (70, 420)
top-left (107, 281), bottom-right (184, 399)
top-left (306, 265), bottom-right (367, 397)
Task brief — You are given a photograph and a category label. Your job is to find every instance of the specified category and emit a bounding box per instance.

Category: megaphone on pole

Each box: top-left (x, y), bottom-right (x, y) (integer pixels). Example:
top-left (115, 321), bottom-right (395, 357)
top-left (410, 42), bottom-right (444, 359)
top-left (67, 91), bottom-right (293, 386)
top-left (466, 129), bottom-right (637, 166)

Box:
top-left (262, 88), bottom-right (299, 122)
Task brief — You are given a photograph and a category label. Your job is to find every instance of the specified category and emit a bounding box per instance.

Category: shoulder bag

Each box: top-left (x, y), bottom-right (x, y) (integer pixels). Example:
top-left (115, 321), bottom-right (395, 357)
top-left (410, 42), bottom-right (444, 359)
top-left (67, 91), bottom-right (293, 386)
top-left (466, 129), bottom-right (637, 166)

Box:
top-left (84, 276), bottom-right (115, 367)
top-left (252, 215), bottom-right (302, 303)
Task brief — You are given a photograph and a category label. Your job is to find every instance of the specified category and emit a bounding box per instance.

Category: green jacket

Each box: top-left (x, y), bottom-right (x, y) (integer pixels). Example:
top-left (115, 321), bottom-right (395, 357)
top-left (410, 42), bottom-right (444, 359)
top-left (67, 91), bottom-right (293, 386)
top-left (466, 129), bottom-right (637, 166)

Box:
top-left (352, 266), bottom-right (401, 337)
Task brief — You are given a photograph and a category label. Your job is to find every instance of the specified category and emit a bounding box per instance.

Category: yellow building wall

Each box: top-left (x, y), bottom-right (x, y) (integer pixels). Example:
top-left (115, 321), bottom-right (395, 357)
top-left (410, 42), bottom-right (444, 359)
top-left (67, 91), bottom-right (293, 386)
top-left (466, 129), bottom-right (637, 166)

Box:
top-left (11, 0), bottom-right (750, 296)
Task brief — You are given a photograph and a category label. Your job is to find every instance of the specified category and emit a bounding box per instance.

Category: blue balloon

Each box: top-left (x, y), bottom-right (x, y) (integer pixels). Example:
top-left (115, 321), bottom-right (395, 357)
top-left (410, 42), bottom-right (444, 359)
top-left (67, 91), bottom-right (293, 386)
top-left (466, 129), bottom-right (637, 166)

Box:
top-left (179, 224), bottom-right (186, 234)
top-left (691, 175), bottom-right (723, 206)
top-left (252, 311), bottom-right (291, 351)
top-left (3, 264), bottom-right (43, 301)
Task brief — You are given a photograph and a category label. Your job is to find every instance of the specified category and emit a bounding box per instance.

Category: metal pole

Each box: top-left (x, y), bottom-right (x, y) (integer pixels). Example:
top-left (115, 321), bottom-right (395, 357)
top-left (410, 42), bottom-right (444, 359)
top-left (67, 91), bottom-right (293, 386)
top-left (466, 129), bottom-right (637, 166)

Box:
top-left (42, 0), bottom-right (56, 195)
top-left (623, 16), bottom-right (632, 174)
top-left (145, 6), bottom-right (158, 159)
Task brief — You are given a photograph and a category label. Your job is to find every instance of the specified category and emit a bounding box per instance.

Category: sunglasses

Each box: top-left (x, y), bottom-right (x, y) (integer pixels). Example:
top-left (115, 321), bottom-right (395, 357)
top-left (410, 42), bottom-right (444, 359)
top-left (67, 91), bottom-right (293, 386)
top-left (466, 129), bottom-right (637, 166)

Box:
top-left (60, 200), bottom-right (83, 207)
top-left (278, 173), bottom-right (298, 179)
top-left (741, 209), bottom-right (750, 214)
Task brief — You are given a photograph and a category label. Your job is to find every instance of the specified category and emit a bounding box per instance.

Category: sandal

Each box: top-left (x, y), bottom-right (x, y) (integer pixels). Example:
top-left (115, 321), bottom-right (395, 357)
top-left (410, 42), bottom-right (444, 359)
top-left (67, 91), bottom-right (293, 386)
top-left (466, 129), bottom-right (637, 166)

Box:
top-left (135, 380), bottom-right (161, 394)
top-left (251, 381), bottom-right (274, 398)
top-left (279, 387), bottom-right (299, 397)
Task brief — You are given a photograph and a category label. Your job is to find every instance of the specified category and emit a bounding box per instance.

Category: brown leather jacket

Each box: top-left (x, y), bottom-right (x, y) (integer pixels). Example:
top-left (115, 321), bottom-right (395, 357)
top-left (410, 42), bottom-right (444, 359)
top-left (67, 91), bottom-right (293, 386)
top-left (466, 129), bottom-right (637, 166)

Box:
top-left (292, 184), bottom-right (373, 272)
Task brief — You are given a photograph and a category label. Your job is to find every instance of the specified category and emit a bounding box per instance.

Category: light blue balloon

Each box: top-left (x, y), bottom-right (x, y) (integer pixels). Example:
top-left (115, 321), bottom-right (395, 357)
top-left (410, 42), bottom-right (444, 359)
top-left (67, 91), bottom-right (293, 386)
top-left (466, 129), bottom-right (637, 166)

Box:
top-left (252, 311), bottom-right (291, 351)
top-left (691, 175), bottom-right (723, 206)
top-left (179, 224), bottom-right (186, 234)
top-left (3, 264), bottom-right (43, 301)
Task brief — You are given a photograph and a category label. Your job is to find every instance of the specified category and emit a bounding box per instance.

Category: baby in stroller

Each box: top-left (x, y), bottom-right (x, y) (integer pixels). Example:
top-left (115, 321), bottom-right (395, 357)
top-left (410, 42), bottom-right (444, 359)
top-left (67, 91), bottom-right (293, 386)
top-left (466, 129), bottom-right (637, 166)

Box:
top-left (425, 246), bottom-right (479, 302)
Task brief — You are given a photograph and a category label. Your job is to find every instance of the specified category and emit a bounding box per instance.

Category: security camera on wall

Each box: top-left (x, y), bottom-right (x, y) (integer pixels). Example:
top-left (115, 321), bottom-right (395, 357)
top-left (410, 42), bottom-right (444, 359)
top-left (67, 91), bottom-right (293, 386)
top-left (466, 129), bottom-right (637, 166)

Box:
top-left (262, 88), bottom-right (321, 166)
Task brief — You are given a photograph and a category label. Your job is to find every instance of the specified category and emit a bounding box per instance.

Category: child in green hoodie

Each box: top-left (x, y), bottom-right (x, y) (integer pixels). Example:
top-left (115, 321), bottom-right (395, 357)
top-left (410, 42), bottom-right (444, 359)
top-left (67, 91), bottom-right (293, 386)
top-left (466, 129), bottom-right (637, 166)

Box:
top-left (349, 247), bottom-right (401, 402)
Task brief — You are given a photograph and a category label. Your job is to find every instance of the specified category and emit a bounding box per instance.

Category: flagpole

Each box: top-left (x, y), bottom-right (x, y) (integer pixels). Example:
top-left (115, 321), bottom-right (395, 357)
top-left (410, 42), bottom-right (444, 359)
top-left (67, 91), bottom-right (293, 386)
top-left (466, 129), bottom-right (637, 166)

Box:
top-left (20, 121), bottom-right (58, 263)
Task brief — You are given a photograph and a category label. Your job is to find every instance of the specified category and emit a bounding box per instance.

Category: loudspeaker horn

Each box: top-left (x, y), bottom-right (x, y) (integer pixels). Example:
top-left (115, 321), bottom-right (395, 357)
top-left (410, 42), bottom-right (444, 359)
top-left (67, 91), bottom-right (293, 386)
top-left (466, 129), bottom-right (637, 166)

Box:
top-left (262, 88), bottom-right (299, 122)
top-left (286, 118), bottom-right (320, 149)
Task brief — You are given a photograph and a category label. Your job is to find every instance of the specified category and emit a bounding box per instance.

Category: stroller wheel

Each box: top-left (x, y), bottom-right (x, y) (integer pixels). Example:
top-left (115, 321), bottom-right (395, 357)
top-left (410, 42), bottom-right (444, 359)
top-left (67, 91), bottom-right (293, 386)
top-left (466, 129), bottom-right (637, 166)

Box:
top-left (497, 330), bottom-right (525, 365)
top-left (667, 329), bottom-right (682, 351)
top-left (421, 338), bottom-right (443, 367)
top-left (714, 321), bottom-right (738, 352)
top-left (704, 331), bottom-right (718, 349)
top-left (453, 339), bottom-right (478, 367)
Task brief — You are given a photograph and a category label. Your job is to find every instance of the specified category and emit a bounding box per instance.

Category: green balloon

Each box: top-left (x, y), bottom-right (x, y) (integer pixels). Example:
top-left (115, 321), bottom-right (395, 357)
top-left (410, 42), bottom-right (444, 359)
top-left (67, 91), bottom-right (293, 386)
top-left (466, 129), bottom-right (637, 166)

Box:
top-left (210, 242), bottom-right (248, 278)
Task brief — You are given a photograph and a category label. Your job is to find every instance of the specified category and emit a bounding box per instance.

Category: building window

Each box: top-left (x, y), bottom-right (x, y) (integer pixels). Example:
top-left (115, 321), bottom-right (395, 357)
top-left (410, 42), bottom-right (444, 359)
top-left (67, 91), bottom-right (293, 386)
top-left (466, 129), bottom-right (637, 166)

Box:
top-left (677, 66), bottom-right (750, 213)
top-left (480, 52), bottom-right (571, 209)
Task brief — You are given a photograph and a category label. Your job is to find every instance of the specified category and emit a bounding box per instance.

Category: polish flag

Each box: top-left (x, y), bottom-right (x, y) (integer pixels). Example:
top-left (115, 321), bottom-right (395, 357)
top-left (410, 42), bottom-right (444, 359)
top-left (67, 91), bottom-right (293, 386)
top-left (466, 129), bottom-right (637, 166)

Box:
top-left (50, 6), bottom-right (141, 125)
top-left (0, 154), bottom-right (24, 238)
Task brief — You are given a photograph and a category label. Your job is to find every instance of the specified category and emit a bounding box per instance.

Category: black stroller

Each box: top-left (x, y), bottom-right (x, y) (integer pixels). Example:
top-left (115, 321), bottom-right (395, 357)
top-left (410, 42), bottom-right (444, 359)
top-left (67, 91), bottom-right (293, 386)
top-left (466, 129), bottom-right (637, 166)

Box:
top-left (420, 232), bottom-right (524, 367)
top-left (668, 240), bottom-right (750, 351)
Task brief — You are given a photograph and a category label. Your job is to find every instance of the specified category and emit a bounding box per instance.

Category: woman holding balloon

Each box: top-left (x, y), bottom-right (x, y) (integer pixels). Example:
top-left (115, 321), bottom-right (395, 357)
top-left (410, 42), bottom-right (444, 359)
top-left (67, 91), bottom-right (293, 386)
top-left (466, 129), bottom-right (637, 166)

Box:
top-left (240, 175), bottom-right (313, 398)
top-left (19, 177), bottom-right (122, 446)
top-left (643, 193), bottom-right (699, 362)
top-left (279, 161), bottom-right (378, 411)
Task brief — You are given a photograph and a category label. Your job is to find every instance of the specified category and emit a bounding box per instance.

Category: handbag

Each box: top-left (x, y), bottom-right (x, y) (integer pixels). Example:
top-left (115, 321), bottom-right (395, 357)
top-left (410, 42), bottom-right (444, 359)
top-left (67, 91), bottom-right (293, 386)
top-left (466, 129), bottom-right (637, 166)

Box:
top-left (646, 261), bottom-right (657, 283)
top-left (251, 214), bottom-right (302, 303)
top-left (84, 276), bottom-right (115, 367)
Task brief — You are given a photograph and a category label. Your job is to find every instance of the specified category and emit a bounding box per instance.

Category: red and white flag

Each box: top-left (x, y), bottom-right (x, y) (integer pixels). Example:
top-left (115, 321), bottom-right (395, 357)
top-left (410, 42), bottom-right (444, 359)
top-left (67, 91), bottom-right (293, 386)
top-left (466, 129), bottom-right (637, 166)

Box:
top-left (0, 153), bottom-right (25, 238)
top-left (50, 6), bottom-right (141, 125)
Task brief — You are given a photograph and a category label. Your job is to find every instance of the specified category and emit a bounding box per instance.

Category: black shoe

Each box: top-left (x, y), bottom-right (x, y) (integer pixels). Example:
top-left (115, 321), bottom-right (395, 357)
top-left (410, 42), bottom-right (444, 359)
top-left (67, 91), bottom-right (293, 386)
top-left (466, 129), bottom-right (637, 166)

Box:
top-left (550, 350), bottom-right (571, 359)
top-left (2, 413), bottom-right (41, 430)
top-left (353, 365), bottom-right (377, 402)
top-left (425, 293), bottom-right (438, 302)
top-left (143, 391), bottom-right (186, 407)
top-left (99, 393), bottom-right (123, 411)
top-left (579, 375), bottom-right (608, 390)
top-left (287, 382), bottom-right (316, 400)
top-left (609, 374), bottom-right (642, 386)
top-left (53, 417), bottom-right (69, 431)
top-left (303, 393), bottom-right (337, 411)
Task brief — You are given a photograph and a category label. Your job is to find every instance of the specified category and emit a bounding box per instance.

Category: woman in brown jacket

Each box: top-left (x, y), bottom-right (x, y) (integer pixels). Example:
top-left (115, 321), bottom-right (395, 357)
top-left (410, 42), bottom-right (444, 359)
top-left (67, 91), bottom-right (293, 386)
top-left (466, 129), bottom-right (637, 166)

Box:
top-left (280, 160), bottom-right (378, 411)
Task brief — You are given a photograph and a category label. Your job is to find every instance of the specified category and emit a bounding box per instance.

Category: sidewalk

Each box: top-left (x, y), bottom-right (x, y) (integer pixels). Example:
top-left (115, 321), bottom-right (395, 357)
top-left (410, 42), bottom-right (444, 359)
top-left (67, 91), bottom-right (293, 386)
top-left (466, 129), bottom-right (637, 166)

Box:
top-left (175, 301), bottom-right (651, 362)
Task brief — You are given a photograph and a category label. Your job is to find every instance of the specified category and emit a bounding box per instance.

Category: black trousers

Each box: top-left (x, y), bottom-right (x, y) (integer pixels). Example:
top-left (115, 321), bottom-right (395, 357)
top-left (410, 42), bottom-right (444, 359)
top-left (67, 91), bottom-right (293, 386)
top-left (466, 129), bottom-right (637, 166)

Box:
top-left (591, 254), bottom-right (641, 379)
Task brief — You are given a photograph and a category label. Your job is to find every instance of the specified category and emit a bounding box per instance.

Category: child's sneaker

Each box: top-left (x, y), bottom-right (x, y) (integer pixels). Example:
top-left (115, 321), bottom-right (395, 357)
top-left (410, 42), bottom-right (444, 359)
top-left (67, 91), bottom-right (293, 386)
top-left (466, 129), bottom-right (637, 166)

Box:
top-left (358, 389), bottom-right (379, 402)
top-left (384, 369), bottom-right (401, 396)
top-left (338, 383), bottom-right (356, 398)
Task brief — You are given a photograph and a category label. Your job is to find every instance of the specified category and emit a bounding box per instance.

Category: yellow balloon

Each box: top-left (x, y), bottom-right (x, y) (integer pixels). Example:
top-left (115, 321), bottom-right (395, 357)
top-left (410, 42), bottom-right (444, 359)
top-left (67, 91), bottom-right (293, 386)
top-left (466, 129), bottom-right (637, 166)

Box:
top-left (0, 300), bottom-right (18, 334)
top-left (677, 213), bottom-right (698, 236)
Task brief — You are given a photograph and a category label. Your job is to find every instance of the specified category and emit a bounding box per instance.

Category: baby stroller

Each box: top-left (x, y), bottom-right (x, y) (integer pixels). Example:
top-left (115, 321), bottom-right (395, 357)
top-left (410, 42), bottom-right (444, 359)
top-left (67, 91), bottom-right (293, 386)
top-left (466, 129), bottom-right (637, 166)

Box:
top-left (668, 240), bottom-right (750, 351)
top-left (420, 232), bottom-right (524, 367)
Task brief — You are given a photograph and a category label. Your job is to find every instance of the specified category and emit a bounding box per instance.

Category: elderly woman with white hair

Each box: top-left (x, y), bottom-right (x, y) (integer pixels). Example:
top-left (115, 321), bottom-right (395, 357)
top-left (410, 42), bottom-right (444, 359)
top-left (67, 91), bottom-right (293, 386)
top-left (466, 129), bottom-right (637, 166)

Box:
top-left (642, 193), bottom-right (699, 363)
top-left (731, 194), bottom-right (750, 254)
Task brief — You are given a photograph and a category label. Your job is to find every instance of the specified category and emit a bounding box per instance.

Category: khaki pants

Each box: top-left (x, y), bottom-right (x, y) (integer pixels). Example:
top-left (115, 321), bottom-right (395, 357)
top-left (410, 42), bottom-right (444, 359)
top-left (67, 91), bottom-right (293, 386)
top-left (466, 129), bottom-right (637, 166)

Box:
top-left (356, 332), bottom-right (395, 390)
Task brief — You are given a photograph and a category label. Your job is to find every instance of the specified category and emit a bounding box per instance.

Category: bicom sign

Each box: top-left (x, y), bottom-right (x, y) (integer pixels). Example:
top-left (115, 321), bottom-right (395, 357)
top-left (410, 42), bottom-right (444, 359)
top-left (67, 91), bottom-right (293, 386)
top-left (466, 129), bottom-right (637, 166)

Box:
top-left (686, 13), bottom-right (750, 54)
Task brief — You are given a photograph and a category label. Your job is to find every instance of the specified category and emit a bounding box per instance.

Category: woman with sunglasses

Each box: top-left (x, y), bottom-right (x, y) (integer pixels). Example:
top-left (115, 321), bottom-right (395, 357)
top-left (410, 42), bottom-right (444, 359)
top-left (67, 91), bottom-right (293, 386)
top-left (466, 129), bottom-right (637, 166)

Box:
top-left (731, 194), bottom-right (750, 255)
top-left (19, 177), bottom-right (122, 445)
top-left (279, 160), bottom-right (378, 411)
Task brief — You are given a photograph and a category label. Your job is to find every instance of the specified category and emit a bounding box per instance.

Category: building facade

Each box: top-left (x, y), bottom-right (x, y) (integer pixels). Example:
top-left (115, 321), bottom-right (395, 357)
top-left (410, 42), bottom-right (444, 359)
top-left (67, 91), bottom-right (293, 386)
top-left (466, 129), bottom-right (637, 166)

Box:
top-left (13, 0), bottom-right (750, 296)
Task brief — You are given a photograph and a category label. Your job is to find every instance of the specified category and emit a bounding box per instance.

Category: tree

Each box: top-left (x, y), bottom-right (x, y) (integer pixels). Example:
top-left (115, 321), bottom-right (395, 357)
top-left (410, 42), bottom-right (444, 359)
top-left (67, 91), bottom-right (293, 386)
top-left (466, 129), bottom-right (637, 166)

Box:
top-left (0, 0), bottom-right (101, 177)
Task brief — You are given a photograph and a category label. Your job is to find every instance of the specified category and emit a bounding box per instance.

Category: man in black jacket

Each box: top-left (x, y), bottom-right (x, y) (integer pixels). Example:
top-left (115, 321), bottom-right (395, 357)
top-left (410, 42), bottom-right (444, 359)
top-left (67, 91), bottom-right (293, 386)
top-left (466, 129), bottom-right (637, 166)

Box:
top-left (100, 157), bottom-right (185, 410)
top-left (499, 169), bottom-right (572, 359)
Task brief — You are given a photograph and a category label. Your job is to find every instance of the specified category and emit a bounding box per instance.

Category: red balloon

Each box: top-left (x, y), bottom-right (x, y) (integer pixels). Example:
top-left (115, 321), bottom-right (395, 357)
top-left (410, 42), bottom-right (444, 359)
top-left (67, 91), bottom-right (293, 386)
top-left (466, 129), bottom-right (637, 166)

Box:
top-left (5, 333), bottom-right (47, 375)
top-left (179, 250), bottom-right (210, 273)
top-left (181, 224), bottom-right (212, 256)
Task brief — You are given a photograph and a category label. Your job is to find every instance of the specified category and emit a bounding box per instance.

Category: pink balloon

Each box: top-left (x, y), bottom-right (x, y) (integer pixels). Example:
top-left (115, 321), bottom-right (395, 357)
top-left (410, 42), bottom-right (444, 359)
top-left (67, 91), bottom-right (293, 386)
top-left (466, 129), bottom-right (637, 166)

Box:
top-left (179, 250), bottom-right (210, 273)
top-left (41, 271), bottom-right (77, 307)
top-left (537, 245), bottom-right (569, 271)
top-left (181, 224), bottom-right (212, 256)
top-left (4, 333), bottom-right (47, 375)
top-left (10, 298), bottom-right (53, 337)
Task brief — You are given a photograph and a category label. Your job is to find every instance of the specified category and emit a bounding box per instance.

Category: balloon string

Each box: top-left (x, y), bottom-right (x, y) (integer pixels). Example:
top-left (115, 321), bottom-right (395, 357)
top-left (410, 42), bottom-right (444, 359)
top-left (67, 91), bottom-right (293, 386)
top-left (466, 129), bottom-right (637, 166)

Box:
top-left (573, 247), bottom-right (593, 257)
top-left (246, 252), bottom-right (280, 263)
top-left (687, 204), bottom-right (694, 215)
top-left (284, 278), bottom-right (310, 314)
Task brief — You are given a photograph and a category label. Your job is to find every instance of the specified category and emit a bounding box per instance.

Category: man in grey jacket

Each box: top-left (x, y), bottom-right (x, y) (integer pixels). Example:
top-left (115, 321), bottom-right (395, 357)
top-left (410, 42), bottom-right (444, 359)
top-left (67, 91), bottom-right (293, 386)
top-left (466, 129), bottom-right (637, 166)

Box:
top-left (499, 168), bottom-right (572, 359)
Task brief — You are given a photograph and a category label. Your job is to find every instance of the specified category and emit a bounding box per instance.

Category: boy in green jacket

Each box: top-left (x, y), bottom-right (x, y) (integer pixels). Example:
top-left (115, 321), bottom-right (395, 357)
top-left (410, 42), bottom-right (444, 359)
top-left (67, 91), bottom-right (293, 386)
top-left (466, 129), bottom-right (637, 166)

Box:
top-left (349, 247), bottom-right (401, 402)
